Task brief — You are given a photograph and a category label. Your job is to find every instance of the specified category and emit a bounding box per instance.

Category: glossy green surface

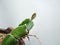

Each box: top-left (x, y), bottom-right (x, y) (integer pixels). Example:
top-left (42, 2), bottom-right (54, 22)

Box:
top-left (1, 13), bottom-right (36, 45)
top-left (11, 25), bottom-right (26, 39)
top-left (1, 35), bottom-right (17, 45)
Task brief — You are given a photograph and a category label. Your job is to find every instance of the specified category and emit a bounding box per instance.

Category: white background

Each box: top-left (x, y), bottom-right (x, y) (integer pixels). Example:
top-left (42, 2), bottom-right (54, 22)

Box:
top-left (0, 0), bottom-right (60, 45)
